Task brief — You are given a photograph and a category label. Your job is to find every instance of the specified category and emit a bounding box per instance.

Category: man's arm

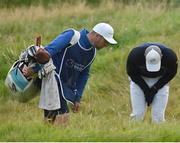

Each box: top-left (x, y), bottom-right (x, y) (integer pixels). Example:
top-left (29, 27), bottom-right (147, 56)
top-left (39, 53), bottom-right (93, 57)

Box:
top-left (127, 66), bottom-right (150, 93)
top-left (72, 66), bottom-right (90, 113)
top-left (45, 29), bottom-right (75, 57)
top-left (147, 65), bottom-right (177, 106)
top-left (126, 49), bottom-right (150, 94)
top-left (23, 30), bottom-right (75, 77)
top-left (34, 29), bottom-right (75, 64)
top-left (75, 66), bottom-right (90, 102)
top-left (147, 49), bottom-right (178, 106)
top-left (152, 49), bottom-right (178, 91)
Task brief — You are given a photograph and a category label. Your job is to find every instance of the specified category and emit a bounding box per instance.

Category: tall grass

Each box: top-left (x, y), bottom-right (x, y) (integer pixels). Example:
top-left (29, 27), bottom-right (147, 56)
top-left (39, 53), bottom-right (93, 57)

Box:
top-left (0, 0), bottom-right (180, 141)
top-left (0, 0), bottom-right (179, 8)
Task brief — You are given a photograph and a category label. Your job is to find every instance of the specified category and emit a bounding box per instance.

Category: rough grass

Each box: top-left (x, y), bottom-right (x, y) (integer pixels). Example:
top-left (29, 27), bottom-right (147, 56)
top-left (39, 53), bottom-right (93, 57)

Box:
top-left (0, 1), bottom-right (180, 141)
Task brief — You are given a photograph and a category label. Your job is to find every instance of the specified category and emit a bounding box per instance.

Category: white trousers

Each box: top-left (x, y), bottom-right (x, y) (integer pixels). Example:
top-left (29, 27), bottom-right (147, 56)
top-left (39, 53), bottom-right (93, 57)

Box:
top-left (129, 76), bottom-right (169, 123)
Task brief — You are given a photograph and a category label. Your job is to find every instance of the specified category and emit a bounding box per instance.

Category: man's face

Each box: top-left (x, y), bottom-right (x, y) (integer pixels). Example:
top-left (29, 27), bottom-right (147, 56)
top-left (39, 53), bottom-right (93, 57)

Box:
top-left (94, 35), bottom-right (109, 50)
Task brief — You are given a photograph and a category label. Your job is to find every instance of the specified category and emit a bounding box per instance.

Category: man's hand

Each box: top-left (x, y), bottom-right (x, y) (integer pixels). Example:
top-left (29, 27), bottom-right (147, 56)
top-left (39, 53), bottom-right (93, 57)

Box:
top-left (144, 86), bottom-right (158, 106)
top-left (35, 48), bottom-right (50, 64)
top-left (144, 90), bottom-right (152, 106)
top-left (150, 85), bottom-right (158, 95)
top-left (22, 65), bottom-right (34, 79)
top-left (144, 88), bottom-right (153, 106)
top-left (27, 46), bottom-right (50, 64)
top-left (148, 85), bottom-right (158, 105)
top-left (72, 102), bottom-right (80, 113)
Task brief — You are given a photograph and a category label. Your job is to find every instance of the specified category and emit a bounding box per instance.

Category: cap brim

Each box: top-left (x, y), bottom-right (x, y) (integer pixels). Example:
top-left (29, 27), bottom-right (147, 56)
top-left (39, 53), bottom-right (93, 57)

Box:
top-left (146, 62), bottom-right (161, 72)
top-left (104, 37), bottom-right (117, 44)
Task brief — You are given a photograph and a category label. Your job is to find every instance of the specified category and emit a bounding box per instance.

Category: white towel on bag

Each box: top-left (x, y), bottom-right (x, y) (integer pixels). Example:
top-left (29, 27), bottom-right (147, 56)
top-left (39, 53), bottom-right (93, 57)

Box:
top-left (39, 59), bottom-right (60, 110)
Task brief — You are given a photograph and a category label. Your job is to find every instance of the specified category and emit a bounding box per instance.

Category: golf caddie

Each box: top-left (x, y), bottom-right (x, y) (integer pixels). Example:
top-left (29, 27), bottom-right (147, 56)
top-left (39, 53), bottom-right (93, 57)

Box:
top-left (126, 42), bottom-right (178, 123)
top-left (21, 22), bottom-right (117, 126)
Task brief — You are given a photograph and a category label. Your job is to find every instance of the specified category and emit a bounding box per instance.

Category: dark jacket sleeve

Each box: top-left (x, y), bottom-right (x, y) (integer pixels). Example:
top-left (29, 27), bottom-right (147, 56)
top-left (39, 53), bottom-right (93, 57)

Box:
top-left (126, 48), bottom-right (150, 93)
top-left (153, 49), bottom-right (178, 90)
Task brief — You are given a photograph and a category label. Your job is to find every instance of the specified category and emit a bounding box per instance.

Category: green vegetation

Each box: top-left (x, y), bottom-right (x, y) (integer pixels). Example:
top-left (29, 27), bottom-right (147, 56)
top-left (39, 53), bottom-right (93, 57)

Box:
top-left (0, 0), bottom-right (180, 8)
top-left (0, 0), bottom-right (180, 141)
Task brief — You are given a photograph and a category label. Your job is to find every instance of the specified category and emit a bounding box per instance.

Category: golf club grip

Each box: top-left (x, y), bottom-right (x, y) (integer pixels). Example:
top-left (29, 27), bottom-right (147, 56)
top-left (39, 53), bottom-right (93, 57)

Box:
top-left (36, 36), bottom-right (41, 47)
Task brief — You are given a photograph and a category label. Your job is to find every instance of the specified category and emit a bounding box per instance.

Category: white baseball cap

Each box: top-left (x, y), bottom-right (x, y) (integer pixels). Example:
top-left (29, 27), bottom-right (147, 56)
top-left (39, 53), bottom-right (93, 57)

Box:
top-left (145, 47), bottom-right (161, 72)
top-left (93, 23), bottom-right (117, 44)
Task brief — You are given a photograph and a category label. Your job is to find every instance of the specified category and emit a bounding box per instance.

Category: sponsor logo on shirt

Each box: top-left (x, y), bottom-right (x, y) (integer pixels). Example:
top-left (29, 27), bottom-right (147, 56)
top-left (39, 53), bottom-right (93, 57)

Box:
top-left (66, 59), bottom-right (84, 72)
